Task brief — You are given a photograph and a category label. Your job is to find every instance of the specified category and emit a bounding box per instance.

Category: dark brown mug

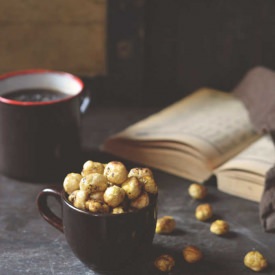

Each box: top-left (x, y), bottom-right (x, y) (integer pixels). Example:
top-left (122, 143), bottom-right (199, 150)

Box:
top-left (36, 186), bottom-right (157, 271)
top-left (0, 70), bottom-right (89, 181)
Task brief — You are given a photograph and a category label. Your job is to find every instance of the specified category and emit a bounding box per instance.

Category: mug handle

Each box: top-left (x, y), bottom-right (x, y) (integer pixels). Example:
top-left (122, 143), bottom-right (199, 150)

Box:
top-left (36, 186), bottom-right (64, 233)
top-left (80, 89), bottom-right (91, 114)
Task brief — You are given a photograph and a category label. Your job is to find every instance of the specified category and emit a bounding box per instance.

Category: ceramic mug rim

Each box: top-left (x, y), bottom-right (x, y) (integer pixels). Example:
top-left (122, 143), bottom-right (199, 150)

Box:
top-left (62, 189), bottom-right (158, 218)
top-left (0, 69), bottom-right (84, 107)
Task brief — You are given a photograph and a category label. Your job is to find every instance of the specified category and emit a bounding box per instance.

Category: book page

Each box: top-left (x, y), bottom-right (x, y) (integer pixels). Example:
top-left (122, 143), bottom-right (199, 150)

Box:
top-left (112, 88), bottom-right (259, 165)
top-left (216, 170), bottom-right (264, 186)
top-left (215, 135), bottom-right (275, 176)
top-left (216, 174), bottom-right (264, 202)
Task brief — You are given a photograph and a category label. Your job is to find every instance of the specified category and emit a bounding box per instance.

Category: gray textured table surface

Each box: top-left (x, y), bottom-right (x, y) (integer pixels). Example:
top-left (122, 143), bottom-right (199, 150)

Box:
top-left (1, 106), bottom-right (275, 275)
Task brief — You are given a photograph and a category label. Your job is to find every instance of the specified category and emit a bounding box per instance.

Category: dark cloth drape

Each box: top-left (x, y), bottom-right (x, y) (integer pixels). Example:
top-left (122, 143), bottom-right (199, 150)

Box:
top-left (233, 66), bottom-right (275, 232)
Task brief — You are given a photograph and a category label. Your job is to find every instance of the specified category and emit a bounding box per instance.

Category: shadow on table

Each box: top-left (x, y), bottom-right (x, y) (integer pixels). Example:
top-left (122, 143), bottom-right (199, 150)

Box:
top-left (95, 242), bottom-right (238, 275)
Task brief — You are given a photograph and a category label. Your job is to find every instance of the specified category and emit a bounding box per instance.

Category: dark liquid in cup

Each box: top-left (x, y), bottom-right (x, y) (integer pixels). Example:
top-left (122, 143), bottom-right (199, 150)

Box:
top-left (2, 88), bottom-right (68, 102)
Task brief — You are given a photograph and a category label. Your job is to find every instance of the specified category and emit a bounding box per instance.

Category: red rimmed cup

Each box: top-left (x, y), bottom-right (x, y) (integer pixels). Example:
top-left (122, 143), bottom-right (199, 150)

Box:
top-left (36, 186), bottom-right (157, 271)
top-left (0, 70), bottom-right (89, 181)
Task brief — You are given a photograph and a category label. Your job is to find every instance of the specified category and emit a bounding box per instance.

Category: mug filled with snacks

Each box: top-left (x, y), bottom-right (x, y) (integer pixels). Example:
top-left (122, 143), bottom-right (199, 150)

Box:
top-left (37, 160), bottom-right (158, 271)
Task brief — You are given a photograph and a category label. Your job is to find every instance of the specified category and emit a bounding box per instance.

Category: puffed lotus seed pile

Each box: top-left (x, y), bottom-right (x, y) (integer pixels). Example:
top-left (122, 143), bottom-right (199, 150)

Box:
top-left (63, 160), bottom-right (158, 214)
top-left (195, 203), bottom-right (213, 221)
top-left (154, 254), bottom-right (175, 272)
top-left (210, 220), bottom-right (230, 235)
top-left (154, 181), bottom-right (269, 273)
top-left (244, 250), bottom-right (268, 272)
top-left (183, 245), bottom-right (203, 263)
top-left (188, 183), bottom-right (207, 200)
top-left (155, 216), bottom-right (176, 234)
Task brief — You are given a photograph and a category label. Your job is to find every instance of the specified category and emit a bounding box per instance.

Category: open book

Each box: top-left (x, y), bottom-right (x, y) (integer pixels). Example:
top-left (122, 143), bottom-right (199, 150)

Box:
top-left (103, 88), bottom-right (275, 202)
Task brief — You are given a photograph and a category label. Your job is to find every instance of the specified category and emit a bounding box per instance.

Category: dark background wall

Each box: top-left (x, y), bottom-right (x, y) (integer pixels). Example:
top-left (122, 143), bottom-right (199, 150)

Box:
top-left (4, 0), bottom-right (273, 107)
top-left (90, 0), bottom-right (275, 107)
top-left (145, 0), bottom-right (275, 106)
